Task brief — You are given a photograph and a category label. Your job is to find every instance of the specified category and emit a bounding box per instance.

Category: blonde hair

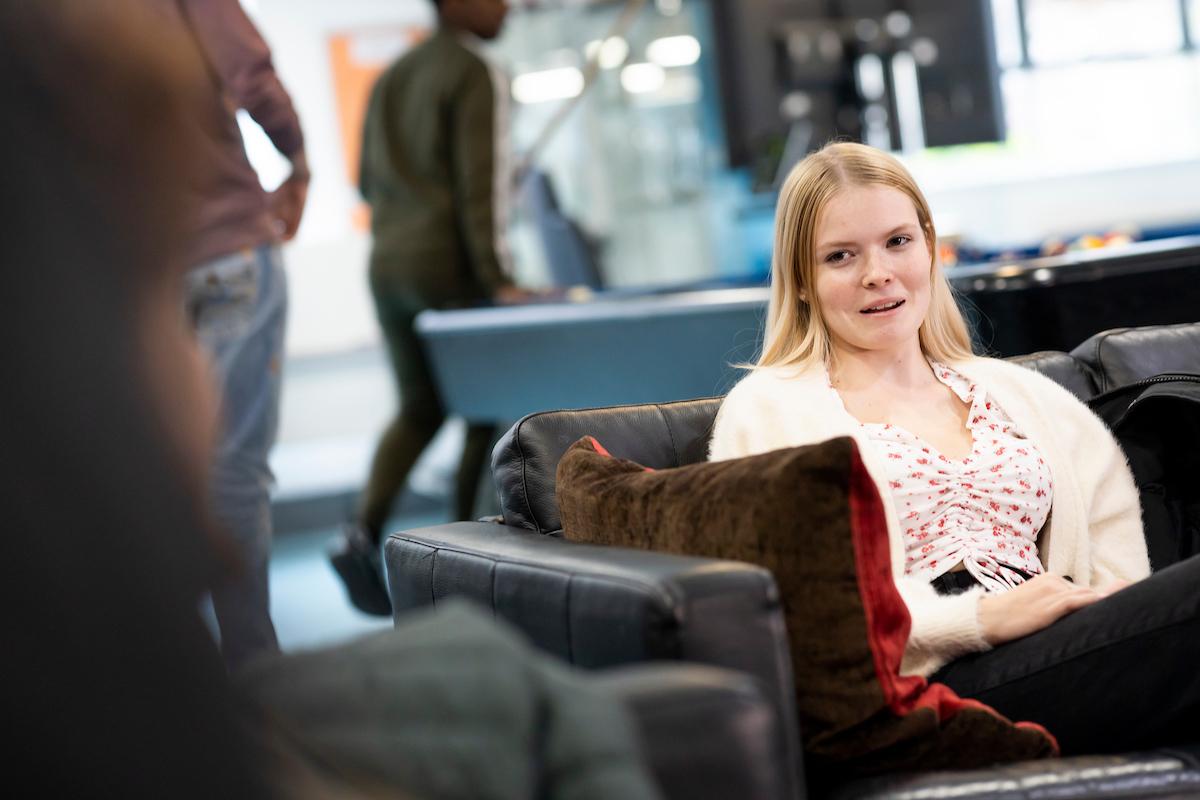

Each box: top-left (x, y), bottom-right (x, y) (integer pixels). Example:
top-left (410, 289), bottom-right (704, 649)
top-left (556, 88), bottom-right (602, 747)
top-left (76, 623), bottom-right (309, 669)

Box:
top-left (757, 141), bottom-right (973, 370)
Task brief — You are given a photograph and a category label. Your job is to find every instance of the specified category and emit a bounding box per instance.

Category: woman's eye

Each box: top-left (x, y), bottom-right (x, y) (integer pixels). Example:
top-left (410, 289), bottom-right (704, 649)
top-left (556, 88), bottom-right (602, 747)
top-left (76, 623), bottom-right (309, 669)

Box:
top-left (887, 235), bottom-right (912, 247)
top-left (825, 250), bottom-right (850, 264)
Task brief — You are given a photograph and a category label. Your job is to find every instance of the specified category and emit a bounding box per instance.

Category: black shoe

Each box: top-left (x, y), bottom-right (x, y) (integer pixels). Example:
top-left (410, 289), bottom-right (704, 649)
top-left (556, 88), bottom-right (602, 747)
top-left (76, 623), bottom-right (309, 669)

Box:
top-left (328, 525), bottom-right (392, 616)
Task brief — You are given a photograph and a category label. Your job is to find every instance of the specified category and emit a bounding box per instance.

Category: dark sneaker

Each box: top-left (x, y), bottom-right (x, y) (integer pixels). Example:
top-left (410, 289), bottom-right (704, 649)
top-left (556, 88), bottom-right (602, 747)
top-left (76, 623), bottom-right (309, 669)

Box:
top-left (328, 525), bottom-right (392, 616)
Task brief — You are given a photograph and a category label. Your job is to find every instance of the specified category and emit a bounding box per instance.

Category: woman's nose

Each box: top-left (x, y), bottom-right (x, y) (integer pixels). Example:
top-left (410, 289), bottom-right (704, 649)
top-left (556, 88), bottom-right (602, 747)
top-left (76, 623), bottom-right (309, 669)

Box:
top-left (860, 251), bottom-right (892, 287)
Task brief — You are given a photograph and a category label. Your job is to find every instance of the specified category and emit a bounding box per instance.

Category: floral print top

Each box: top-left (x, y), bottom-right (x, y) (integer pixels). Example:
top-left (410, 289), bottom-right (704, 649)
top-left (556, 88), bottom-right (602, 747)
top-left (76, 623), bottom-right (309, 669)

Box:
top-left (852, 363), bottom-right (1053, 591)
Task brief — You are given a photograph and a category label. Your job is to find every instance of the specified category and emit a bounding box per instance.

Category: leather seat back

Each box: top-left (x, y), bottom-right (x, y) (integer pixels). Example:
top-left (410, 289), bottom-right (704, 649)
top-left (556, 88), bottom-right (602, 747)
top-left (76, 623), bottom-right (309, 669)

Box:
top-left (1006, 350), bottom-right (1099, 400)
top-left (493, 397), bottom-right (722, 533)
top-left (1072, 322), bottom-right (1200, 392)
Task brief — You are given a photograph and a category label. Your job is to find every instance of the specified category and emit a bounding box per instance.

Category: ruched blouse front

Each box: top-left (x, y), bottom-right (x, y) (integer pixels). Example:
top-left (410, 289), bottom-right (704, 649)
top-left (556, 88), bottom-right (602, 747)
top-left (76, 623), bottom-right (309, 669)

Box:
top-left (857, 363), bottom-right (1053, 591)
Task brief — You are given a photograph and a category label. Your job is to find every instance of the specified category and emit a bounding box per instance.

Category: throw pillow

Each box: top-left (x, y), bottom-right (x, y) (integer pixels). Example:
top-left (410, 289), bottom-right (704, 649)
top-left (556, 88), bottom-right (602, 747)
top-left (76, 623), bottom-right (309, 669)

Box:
top-left (556, 435), bottom-right (1057, 781)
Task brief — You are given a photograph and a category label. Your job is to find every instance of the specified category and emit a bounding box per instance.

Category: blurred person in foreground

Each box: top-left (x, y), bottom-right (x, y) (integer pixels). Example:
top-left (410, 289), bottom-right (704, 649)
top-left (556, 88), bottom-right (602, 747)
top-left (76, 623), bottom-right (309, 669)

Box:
top-left (154, 0), bottom-right (310, 669)
top-left (0, 4), bottom-right (661, 798)
top-left (1, 1), bottom-right (267, 794)
top-left (332, 0), bottom-right (532, 615)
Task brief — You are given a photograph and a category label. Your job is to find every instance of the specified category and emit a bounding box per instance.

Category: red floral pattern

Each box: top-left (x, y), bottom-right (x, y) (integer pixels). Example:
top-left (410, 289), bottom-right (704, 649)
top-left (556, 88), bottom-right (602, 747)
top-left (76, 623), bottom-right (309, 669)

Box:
top-left (859, 364), bottom-right (1052, 592)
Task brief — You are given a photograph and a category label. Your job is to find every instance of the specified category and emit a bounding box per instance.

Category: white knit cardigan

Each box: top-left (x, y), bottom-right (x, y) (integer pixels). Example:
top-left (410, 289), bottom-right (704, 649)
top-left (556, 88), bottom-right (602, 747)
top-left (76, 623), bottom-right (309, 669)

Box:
top-left (708, 356), bottom-right (1150, 678)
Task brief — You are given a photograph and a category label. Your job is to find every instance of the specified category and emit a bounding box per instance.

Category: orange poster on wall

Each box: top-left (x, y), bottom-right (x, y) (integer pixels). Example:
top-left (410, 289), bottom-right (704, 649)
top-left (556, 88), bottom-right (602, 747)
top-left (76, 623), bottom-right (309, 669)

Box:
top-left (328, 26), bottom-right (429, 230)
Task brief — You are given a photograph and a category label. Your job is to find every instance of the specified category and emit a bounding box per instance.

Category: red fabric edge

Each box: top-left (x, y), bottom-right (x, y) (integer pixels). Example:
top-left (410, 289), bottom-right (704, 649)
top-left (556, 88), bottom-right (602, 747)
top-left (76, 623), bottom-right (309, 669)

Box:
top-left (959, 699), bottom-right (1059, 745)
top-left (846, 441), bottom-right (1060, 754)
top-left (585, 436), bottom-right (612, 457)
top-left (583, 436), bottom-right (654, 472)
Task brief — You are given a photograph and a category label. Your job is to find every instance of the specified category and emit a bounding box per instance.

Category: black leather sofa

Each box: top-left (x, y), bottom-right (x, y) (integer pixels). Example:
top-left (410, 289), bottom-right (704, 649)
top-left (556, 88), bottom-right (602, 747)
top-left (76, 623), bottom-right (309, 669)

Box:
top-left (385, 323), bottom-right (1200, 799)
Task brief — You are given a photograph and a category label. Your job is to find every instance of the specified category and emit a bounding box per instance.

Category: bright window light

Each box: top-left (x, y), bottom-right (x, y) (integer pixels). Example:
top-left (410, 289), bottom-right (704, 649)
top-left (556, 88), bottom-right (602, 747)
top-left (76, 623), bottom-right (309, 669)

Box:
top-left (620, 62), bottom-right (666, 94)
top-left (512, 67), bottom-right (585, 104)
top-left (584, 36), bottom-right (630, 69)
top-left (646, 34), bottom-right (701, 68)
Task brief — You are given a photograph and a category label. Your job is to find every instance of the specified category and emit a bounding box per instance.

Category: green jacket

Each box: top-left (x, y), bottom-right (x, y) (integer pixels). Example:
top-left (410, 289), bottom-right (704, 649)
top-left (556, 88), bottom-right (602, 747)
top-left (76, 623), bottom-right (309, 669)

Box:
top-left (360, 28), bottom-right (511, 306)
top-left (240, 602), bottom-right (662, 800)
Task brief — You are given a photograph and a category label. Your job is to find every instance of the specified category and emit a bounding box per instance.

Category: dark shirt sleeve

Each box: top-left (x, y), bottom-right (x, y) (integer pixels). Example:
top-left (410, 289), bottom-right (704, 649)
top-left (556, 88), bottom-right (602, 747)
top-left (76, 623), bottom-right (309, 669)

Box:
top-left (177, 0), bottom-right (305, 162)
top-left (450, 60), bottom-right (511, 293)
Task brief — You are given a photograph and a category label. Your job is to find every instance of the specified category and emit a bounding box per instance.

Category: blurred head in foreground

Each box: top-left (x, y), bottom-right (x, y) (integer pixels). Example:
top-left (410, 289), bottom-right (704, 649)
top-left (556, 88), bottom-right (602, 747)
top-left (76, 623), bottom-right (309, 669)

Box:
top-left (0, 1), bottom-right (266, 794)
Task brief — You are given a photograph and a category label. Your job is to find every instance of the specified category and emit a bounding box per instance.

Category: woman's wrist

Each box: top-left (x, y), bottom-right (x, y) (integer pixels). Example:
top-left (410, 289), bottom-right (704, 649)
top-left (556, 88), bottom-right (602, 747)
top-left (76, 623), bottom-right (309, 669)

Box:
top-left (977, 594), bottom-right (1000, 646)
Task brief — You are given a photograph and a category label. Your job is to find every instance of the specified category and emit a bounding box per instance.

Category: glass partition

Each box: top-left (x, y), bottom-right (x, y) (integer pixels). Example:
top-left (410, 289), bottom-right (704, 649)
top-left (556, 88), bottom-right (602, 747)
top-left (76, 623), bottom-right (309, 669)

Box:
top-left (484, 0), bottom-right (728, 289)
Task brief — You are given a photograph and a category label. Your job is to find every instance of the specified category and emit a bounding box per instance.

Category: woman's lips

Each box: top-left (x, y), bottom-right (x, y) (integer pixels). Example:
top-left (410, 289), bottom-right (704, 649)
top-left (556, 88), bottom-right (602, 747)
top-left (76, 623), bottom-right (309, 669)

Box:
top-left (860, 298), bottom-right (906, 315)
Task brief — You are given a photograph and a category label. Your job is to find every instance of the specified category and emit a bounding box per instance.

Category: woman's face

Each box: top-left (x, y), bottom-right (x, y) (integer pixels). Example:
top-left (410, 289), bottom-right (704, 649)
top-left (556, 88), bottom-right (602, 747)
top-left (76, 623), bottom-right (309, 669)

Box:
top-left (809, 184), bottom-right (932, 359)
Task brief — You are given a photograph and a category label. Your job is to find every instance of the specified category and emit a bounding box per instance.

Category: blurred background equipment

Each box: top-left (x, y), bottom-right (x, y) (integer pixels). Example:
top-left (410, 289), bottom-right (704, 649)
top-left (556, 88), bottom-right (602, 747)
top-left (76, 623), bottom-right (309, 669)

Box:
top-left (709, 0), bottom-right (1005, 186)
top-left (522, 169), bottom-right (607, 290)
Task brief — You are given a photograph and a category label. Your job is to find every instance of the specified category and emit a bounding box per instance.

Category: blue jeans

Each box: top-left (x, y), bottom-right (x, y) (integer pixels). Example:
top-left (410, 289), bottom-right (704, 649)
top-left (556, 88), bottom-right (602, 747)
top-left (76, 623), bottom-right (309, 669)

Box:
top-left (186, 245), bottom-right (287, 669)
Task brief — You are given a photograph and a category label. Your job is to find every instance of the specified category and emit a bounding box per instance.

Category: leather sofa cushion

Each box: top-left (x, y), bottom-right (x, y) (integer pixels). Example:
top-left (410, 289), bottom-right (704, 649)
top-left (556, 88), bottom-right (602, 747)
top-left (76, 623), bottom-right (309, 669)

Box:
top-left (556, 435), bottom-right (1057, 783)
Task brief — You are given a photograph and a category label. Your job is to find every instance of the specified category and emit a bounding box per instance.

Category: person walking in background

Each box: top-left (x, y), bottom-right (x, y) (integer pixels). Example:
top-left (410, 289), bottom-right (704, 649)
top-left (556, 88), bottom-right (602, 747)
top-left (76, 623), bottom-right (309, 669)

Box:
top-left (331, 0), bottom-right (530, 615)
top-left (162, 0), bottom-right (310, 669)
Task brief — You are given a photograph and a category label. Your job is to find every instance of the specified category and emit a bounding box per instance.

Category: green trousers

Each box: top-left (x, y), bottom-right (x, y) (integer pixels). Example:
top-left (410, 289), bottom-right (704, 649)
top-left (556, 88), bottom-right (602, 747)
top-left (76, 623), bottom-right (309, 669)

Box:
top-left (360, 271), bottom-right (496, 539)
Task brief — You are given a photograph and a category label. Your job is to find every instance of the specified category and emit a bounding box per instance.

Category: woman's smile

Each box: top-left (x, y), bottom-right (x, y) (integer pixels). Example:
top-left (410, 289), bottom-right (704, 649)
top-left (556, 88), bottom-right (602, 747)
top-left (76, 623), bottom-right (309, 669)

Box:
top-left (860, 297), bottom-right (906, 316)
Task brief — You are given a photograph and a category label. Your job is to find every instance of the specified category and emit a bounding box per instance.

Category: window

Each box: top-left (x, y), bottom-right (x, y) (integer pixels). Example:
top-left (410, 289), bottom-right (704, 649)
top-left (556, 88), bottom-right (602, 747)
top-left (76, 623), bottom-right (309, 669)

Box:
top-left (990, 0), bottom-right (1027, 69)
top-left (979, 0), bottom-right (1200, 169)
top-left (1024, 0), bottom-right (1183, 64)
top-left (490, 0), bottom-right (720, 287)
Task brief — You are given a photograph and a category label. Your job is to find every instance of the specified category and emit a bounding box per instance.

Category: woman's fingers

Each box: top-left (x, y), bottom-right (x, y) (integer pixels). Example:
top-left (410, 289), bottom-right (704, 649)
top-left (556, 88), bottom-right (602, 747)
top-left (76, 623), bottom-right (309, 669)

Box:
top-left (1048, 588), bottom-right (1101, 618)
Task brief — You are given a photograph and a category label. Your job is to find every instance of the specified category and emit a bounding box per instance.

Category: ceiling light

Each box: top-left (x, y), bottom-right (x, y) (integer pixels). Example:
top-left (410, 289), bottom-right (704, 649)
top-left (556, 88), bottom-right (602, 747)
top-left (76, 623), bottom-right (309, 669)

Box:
top-left (620, 62), bottom-right (666, 94)
top-left (585, 36), bottom-right (629, 69)
top-left (512, 67), bottom-right (584, 104)
top-left (646, 34), bottom-right (701, 67)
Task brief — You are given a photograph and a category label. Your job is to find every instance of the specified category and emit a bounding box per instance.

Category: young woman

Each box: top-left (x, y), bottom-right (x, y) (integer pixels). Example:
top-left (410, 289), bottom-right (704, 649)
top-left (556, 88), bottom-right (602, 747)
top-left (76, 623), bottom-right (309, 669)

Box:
top-left (710, 141), bottom-right (1199, 753)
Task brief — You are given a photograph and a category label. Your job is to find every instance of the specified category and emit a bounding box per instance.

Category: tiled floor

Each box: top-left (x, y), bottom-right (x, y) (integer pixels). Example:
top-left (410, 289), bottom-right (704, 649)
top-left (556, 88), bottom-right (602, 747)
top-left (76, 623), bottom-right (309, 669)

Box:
top-left (269, 509), bottom-right (448, 652)
top-left (270, 527), bottom-right (387, 652)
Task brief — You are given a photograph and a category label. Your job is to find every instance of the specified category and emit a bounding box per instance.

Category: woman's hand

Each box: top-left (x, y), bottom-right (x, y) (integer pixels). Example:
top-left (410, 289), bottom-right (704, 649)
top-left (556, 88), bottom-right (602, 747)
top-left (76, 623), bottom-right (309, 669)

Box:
top-left (978, 573), bottom-right (1102, 646)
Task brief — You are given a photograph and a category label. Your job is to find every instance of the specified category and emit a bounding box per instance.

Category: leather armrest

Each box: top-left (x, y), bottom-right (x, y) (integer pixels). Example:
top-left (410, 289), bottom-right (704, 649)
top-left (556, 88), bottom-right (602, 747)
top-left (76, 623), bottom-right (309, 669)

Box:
top-left (384, 522), bottom-right (802, 797)
top-left (386, 523), bottom-right (785, 668)
top-left (599, 664), bottom-right (801, 800)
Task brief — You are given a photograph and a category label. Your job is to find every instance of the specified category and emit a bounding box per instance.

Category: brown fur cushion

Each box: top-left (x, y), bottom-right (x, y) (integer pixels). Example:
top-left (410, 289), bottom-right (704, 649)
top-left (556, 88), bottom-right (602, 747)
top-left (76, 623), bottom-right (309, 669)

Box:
top-left (556, 435), bottom-right (1057, 781)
